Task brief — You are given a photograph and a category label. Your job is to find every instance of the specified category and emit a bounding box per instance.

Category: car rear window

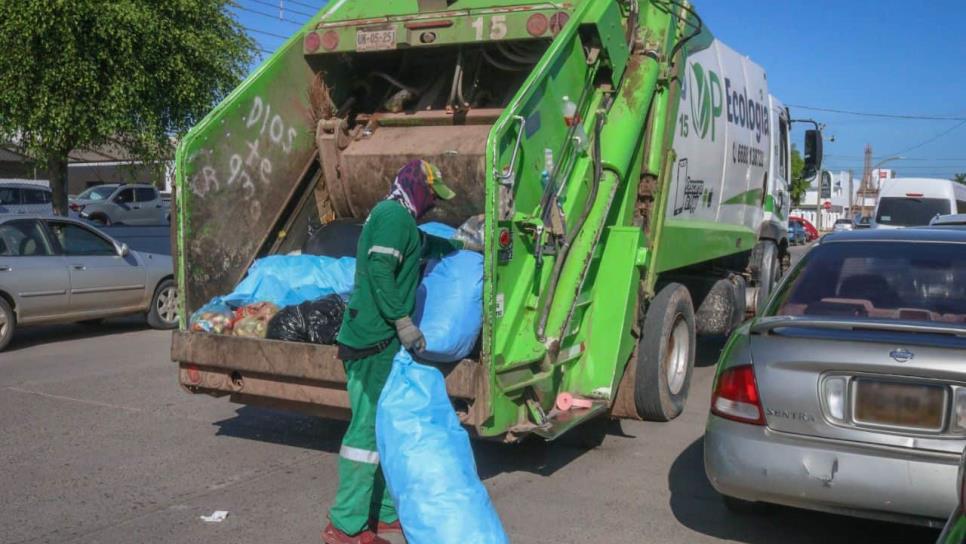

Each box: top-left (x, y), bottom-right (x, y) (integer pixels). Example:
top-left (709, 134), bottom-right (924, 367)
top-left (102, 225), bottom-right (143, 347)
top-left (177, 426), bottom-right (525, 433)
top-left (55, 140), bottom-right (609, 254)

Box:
top-left (23, 189), bottom-right (51, 204)
top-left (0, 187), bottom-right (20, 205)
top-left (770, 241), bottom-right (966, 324)
top-left (876, 197), bottom-right (951, 226)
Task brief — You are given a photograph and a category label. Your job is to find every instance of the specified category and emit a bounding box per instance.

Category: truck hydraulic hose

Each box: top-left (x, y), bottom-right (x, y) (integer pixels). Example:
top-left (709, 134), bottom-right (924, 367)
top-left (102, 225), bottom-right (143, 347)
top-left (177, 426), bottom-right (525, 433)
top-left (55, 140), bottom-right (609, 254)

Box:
top-left (536, 110), bottom-right (606, 341)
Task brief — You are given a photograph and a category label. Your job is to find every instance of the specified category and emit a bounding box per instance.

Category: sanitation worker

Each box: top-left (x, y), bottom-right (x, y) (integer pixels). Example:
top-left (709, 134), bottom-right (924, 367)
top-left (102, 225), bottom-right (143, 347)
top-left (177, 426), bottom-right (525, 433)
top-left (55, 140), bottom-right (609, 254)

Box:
top-left (323, 159), bottom-right (474, 544)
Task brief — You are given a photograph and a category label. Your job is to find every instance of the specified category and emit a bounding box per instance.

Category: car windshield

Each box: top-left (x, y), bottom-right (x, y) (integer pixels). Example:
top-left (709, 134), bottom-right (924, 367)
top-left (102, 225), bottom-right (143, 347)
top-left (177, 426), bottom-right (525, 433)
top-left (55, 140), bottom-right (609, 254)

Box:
top-left (769, 241), bottom-right (966, 323)
top-left (876, 197), bottom-right (951, 226)
top-left (77, 186), bottom-right (116, 201)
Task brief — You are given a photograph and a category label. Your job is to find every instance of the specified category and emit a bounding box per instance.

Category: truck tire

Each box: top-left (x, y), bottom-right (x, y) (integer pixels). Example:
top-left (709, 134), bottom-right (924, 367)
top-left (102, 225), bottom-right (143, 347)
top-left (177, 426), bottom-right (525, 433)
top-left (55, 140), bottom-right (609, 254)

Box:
top-left (0, 297), bottom-right (14, 352)
top-left (147, 279), bottom-right (179, 330)
top-left (752, 241), bottom-right (780, 314)
top-left (695, 275), bottom-right (746, 337)
top-left (634, 283), bottom-right (696, 421)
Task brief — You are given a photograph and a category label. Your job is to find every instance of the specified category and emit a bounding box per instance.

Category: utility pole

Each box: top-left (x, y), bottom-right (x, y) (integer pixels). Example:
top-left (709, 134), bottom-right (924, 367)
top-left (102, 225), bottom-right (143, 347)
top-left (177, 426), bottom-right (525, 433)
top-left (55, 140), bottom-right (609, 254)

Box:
top-left (860, 144), bottom-right (873, 218)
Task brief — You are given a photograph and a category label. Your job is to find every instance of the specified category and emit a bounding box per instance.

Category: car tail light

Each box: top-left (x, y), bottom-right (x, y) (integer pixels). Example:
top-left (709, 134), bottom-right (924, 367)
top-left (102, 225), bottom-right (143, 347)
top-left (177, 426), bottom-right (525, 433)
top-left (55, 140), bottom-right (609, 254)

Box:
top-left (711, 365), bottom-right (765, 425)
top-left (69, 202), bottom-right (84, 212)
top-left (953, 388), bottom-right (966, 433)
top-left (823, 376), bottom-right (847, 423)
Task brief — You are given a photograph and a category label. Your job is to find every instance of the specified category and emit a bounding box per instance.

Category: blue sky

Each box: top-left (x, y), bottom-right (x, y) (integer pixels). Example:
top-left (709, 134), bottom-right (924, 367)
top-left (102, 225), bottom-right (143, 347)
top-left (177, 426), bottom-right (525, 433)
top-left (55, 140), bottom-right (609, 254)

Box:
top-left (232, 0), bottom-right (966, 179)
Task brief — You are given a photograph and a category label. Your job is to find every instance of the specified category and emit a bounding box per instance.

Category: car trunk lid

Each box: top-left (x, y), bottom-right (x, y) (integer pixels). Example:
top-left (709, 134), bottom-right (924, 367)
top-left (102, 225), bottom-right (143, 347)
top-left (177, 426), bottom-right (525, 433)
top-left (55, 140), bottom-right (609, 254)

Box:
top-left (749, 318), bottom-right (966, 455)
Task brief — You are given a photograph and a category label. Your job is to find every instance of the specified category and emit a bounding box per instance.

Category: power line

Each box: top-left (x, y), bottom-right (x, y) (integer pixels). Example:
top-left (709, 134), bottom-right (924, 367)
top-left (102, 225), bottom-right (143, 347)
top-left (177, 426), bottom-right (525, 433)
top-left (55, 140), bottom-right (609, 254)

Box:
top-left (281, 0), bottom-right (326, 11)
top-left (887, 120), bottom-right (966, 156)
top-left (234, 4), bottom-right (304, 25)
top-left (789, 104), bottom-right (966, 122)
top-left (825, 155), bottom-right (966, 161)
top-left (245, 0), bottom-right (316, 19)
top-left (243, 26), bottom-right (291, 40)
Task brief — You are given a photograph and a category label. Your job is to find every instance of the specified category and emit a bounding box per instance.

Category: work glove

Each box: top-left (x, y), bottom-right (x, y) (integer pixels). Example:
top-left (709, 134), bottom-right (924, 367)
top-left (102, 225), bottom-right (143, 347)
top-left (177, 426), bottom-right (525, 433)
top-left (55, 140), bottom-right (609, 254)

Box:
top-left (395, 316), bottom-right (426, 352)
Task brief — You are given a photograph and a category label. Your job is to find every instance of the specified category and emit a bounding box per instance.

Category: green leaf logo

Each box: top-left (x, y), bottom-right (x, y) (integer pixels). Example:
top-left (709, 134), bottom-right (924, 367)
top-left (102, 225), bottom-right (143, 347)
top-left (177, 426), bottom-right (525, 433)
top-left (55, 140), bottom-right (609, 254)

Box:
top-left (688, 62), bottom-right (722, 141)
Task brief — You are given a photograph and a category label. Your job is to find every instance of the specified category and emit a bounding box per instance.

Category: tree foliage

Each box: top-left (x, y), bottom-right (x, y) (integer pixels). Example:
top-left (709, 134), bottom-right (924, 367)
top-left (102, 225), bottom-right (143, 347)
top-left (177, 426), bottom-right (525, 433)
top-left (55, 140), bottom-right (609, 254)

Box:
top-left (953, 173), bottom-right (966, 185)
top-left (789, 144), bottom-right (809, 205)
top-left (0, 0), bottom-right (254, 213)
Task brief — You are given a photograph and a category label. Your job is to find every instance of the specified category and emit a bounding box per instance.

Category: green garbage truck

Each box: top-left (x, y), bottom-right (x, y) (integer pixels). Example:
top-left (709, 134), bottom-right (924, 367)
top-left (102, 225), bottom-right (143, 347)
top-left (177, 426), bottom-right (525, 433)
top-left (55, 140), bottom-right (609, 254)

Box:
top-left (171, 0), bottom-right (822, 441)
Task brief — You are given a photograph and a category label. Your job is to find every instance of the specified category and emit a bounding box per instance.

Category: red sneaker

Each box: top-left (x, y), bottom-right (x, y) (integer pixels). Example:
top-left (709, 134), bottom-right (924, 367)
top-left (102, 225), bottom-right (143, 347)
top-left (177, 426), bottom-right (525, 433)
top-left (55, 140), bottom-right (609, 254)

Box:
top-left (374, 520), bottom-right (403, 534)
top-left (322, 523), bottom-right (390, 544)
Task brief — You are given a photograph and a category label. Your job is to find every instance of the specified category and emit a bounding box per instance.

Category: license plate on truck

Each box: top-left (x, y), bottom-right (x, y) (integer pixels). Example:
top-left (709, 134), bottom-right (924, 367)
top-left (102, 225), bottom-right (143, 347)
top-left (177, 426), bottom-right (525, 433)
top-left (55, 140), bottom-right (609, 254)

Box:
top-left (356, 28), bottom-right (396, 52)
top-left (853, 379), bottom-right (945, 431)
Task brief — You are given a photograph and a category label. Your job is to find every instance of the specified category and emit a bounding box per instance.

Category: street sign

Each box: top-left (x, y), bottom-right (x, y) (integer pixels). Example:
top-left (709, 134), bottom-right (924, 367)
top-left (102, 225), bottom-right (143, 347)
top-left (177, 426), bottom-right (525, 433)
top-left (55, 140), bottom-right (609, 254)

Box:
top-left (823, 200), bottom-right (832, 210)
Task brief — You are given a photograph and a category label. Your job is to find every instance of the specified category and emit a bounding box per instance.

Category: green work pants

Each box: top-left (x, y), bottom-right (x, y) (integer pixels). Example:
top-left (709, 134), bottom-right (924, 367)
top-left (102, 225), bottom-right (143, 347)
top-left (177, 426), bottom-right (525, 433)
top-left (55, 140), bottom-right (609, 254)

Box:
top-left (329, 341), bottom-right (399, 535)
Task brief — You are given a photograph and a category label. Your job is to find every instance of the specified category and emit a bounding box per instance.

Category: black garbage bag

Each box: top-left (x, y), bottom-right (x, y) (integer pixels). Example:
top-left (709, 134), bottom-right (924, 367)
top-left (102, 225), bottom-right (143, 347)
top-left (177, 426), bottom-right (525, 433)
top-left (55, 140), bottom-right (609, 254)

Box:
top-left (303, 219), bottom-right (363, 258)
top-left (266, 295), bottom-right (346, 344)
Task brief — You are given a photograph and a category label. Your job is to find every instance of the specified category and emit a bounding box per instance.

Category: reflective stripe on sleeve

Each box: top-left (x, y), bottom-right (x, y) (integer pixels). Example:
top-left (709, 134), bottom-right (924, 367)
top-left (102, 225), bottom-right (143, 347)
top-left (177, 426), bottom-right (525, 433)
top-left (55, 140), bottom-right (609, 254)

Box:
top-left (340, 444), bottom-right (380, 464)
top-left (368, 245), bottom-right (402, 262)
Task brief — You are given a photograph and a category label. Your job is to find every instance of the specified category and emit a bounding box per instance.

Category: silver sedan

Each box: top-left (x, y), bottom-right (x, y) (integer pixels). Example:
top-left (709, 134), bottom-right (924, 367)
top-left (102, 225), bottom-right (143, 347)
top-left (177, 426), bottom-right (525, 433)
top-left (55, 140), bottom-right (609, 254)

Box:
top-left (0, 216), bottom-right (177, 351)
top-left (704, 227), bottom-right (966, 528)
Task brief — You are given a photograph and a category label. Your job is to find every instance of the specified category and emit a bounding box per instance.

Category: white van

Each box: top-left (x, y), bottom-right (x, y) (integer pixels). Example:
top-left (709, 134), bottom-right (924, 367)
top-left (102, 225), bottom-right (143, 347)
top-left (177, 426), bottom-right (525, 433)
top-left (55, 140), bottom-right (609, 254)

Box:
top-left (873, 178), bottom-right (966, 228)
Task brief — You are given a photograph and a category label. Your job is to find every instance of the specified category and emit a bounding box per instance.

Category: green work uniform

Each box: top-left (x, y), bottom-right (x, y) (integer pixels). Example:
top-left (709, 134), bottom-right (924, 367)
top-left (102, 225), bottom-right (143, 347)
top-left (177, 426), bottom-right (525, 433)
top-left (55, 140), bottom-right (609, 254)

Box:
top-left (329, 199), bottom-right (460, 535)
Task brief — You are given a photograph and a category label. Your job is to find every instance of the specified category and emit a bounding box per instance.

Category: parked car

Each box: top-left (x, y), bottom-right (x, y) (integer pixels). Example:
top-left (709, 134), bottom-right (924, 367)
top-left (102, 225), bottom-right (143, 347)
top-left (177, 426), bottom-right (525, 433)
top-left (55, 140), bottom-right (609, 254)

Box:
top-left (705, 227), bottom-right (966, 528)
top-left (874, 177), bottom-right (966, 229)
top-left (788, 220), bottom-right (807, 245)
top-left (0, 216), bottom-right (177, 351)
top-left (938, 448), bottom-right (966, 543)
top-left (831, 218), bottom-right (853, 232)
top-left (69, 183), bottom-right (170, 226)
top-left (931, 214), bottom-right (966, 227)
top-left (789, 215), bottom-right (819, 242)
top-left (0, 182), bottom-right (53, 217)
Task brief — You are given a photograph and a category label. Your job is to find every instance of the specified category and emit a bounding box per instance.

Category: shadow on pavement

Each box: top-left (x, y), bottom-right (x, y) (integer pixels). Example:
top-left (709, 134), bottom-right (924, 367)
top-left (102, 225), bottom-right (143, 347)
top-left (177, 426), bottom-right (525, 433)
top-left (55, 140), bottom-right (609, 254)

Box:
top-left (474, 419), bottom-right (628, 480)
top-left (668, 437), bottom-right (940, 543)
top-left (213, 405), bottom-right (346, 454)
top-left (4, 316), bottom-right (152, 353)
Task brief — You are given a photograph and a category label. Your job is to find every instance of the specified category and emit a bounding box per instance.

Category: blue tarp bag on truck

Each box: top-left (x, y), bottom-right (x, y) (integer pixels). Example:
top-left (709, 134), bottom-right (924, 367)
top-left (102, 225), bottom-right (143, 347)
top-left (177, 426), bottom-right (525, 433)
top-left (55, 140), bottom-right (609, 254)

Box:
top-left (222, 254), bottom-right (356, 308)
top-left (376, 350), bottom-right (508, 544)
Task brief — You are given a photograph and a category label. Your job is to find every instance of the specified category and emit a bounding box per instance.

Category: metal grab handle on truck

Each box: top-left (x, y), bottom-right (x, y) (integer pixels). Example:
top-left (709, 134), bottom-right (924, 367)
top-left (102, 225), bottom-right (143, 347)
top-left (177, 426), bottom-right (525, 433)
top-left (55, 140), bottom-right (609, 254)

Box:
top-left (494, 115), bottom-right (526, 187)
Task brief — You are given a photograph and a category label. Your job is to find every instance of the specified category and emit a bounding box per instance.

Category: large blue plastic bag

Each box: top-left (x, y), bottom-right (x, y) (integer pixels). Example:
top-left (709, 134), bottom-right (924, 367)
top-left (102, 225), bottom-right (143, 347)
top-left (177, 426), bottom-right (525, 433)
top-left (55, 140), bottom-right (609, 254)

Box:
top-left (376, 350), bottom-right (508, 544)
top-left (412, 250), bottom-right (483, 363)
top-left (417, 221), bottom-right (456, 239)
top-left (222, 255), bottom-right (355, 308)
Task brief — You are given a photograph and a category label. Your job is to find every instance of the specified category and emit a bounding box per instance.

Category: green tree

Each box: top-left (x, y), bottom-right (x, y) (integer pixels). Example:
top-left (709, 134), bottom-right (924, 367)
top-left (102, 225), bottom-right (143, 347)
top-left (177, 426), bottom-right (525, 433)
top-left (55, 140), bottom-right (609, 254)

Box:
top-left (953, 173), bottom-right (966, 185)
top-left (0, 1), bottom-right (254, 214)
top-left (789, 144), bottom-right (809, 205)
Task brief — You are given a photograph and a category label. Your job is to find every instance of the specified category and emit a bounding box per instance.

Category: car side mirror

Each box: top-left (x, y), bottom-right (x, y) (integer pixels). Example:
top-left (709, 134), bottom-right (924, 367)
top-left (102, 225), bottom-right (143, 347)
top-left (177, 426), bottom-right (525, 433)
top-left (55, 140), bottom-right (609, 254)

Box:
top-left (117, 242), bottom-right (130, 257)
top-left (803, 129), bottom-right (823, 180)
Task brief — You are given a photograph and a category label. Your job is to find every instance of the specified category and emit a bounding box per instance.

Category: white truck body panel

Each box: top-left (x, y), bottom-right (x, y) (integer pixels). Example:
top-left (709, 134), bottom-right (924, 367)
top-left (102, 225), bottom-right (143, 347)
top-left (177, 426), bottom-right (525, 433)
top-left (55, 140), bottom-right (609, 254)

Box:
top-left (669, 38), bottom-right (790, 239)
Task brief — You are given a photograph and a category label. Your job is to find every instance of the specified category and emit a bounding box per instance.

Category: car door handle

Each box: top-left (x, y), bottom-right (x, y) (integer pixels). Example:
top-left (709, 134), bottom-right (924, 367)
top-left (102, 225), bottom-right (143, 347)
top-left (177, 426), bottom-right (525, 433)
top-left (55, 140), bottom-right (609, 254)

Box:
top-left (71, 264), bottom-right (87, 271)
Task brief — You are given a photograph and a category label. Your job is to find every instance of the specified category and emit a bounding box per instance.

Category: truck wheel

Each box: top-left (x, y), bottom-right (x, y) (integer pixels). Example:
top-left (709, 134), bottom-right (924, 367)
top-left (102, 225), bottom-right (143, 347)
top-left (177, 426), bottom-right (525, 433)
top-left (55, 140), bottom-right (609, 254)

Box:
top-left (634, 283), bottom-right (696, 421)
top-left (752, 241), bottom-right (780, 314)
top-left (147, 279), bottom-right (179, 330)
top-left (0, 297), bottom-right (14, 352)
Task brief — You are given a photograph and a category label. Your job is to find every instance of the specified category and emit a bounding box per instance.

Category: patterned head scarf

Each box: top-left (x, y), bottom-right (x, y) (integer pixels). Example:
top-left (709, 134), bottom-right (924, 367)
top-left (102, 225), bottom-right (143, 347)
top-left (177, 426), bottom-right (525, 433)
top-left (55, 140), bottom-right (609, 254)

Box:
top-left (386, 160), bottom-right (454, 218)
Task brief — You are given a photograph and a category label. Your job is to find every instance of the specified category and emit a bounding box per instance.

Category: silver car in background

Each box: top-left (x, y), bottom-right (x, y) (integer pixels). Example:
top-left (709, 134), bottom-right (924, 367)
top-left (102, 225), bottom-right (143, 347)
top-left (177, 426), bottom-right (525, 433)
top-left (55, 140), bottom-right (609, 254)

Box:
top-left (705, 227), bottom-right (966, 528)
top-left (0, 182), bottom-right (54, 217)
top-left (0, 216), bottom-right (178, 351)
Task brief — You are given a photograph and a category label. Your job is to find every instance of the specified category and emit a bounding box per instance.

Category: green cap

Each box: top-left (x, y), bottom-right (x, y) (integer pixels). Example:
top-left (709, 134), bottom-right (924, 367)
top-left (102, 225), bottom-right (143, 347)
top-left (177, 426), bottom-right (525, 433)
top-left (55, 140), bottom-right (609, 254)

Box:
top-left (424, 162), bottom-right (456, 201)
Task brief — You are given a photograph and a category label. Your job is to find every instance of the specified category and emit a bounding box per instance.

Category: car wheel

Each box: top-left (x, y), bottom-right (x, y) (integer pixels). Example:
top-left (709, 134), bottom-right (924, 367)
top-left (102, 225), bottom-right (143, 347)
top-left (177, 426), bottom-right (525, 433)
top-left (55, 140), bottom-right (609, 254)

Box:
top-left (633, 283), bottom-right (696, 421)
top-left (0, 297), bottom-right (15, 352)
top-left (90, 213), bottom-right (112, 227)
top-left (751, 241), bottom-right (780, 314)
top-left (147, 279), bottom-right (179, 330)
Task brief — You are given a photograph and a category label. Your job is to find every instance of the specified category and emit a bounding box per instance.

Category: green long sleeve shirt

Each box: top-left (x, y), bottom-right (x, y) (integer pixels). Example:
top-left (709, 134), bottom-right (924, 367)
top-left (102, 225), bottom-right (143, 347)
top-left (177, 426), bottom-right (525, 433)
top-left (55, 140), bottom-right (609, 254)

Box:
top-left (337, 199), bottom-right (461, 349)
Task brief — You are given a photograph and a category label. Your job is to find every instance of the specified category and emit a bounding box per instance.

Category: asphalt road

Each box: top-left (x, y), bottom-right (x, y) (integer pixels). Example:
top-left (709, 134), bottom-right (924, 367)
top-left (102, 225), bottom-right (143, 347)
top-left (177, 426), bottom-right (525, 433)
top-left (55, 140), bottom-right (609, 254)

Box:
top-left (0, 244), bottom-right (941, 543)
